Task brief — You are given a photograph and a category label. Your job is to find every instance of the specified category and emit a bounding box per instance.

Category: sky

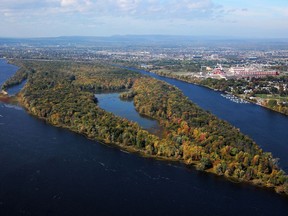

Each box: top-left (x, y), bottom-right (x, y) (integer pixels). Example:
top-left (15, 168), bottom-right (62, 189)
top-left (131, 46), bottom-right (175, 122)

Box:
top-left (0, 0), bottom-right (288, 38)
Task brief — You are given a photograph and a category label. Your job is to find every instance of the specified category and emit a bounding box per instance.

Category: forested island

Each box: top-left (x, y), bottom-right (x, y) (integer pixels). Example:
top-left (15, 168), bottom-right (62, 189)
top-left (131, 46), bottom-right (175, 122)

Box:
top-left (2, 60), bottom-right (288, 195)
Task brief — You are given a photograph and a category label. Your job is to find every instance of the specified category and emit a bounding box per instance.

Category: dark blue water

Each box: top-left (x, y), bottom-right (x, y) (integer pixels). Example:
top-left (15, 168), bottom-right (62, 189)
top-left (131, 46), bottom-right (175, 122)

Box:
top-left (122, 67), bottom-right (288, 172)
top-left (0, 60), bottom-right (288, 215)
top-left (0, 58), bottom-right (25, 96)
top-left (0, 59), bottom-right (18, 90)
top-left (95, 93), bottom-right (162, 136)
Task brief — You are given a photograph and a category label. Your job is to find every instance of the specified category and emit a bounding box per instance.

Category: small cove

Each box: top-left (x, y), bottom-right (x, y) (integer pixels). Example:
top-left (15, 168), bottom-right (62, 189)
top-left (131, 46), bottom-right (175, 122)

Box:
top-left (95, 92), bottom-right (163, 137)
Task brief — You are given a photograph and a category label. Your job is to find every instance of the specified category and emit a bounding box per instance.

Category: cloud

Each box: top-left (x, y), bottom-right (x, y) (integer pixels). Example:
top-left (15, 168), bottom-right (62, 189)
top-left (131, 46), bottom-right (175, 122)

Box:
top-left (114, 0), bottom-right (141, 11)
top-left (186, 0), bottom-right (214, 10)
top-left (58, 0), bottom-right (92, 10)
top-left (97, 0), bottom-right (221, 20)
top-left (0, 0), bottom-right (221, 20)
top-left (60, 0), bottom-right (77, 7)
top-left (1, 0), bottom-right (287, 38)
top-left (1, 0), bottom-right (288, 23)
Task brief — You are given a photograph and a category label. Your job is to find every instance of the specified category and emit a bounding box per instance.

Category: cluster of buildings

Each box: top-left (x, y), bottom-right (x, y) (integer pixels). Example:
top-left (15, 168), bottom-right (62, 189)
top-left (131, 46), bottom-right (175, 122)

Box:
top-left (209, 64), bottom-right (279, 79)
top-left (228, 67), bottom-right (279, 78)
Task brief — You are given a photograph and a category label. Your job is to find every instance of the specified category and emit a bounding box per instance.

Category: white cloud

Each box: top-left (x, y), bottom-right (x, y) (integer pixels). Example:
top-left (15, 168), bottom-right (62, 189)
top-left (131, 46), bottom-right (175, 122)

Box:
top-left (60, 0), bottom-right (77, 7)
top-left (114, 0), bottom-right (140, 11)
top-left (186, 0), bottom-right (214, 10)
top-left (0, 0), bottom-right (221, 19)
top-left (1, 0), bottom-right (288, 38)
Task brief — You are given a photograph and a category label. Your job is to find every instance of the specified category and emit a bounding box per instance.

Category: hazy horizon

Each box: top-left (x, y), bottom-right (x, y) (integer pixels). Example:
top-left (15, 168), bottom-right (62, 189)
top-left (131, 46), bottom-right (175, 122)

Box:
top-left (1, 34), bottom-right (288, 40)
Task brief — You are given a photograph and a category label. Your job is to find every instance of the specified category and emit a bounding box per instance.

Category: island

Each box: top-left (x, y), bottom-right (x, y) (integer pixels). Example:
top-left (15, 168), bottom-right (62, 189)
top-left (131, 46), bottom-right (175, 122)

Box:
top-left (2, 59), bottom-right (288, 196)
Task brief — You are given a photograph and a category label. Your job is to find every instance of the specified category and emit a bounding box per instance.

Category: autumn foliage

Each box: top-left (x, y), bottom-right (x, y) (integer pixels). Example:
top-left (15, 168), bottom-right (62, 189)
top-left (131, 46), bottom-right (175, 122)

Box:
top-left (11, 60), bottom-right (288, 195)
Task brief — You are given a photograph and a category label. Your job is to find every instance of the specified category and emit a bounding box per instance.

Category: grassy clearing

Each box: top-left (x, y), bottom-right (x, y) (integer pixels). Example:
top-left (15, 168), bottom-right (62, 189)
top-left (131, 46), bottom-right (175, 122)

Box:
top-left (256, 94), bottom-right (288, 101)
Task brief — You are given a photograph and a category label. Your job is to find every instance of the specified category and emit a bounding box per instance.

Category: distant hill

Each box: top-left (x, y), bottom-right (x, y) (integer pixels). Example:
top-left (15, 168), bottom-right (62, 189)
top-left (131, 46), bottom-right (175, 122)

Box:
top-left (1, 35), bottom-right (288, 49)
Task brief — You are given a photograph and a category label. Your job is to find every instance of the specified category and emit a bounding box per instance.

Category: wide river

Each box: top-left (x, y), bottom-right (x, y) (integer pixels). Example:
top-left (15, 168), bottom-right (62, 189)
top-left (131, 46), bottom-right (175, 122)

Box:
top-left (0, 59), bottom-right (287, 216)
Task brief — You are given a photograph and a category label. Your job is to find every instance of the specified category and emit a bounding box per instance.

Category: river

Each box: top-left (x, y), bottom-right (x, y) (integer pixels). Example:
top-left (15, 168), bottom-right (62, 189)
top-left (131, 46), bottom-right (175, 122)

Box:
top-left (0, 59), bottom-right (287, 216)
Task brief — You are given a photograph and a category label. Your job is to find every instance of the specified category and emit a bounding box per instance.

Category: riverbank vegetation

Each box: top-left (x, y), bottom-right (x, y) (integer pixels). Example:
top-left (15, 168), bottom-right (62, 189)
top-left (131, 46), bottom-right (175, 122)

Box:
top-left (11, 60), bottom-right (288, 195)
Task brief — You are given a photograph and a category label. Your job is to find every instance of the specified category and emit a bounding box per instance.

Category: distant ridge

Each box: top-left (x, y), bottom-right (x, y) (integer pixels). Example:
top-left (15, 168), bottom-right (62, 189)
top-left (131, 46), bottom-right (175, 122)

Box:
top-left (1, 35), bottom-right (288, 48)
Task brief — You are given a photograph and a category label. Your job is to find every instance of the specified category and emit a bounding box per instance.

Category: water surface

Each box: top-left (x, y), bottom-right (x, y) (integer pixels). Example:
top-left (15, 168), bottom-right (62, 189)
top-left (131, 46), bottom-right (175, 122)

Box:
top-left (95, 93), bottom-right (162, 136)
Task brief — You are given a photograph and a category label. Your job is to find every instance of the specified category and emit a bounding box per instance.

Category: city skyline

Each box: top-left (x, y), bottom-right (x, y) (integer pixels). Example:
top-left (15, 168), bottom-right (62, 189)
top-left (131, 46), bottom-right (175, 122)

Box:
top-left (0, 0), bottom-right (288, 38)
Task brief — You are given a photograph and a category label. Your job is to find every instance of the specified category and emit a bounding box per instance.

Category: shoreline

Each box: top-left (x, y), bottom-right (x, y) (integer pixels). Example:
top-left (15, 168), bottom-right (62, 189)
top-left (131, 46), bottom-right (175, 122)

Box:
top-left (0, 92), bottom-right (18, 104)
top-left (16, 93), bottom-right (287, 197)
top-left (3, 93), bottom-right (284, 196)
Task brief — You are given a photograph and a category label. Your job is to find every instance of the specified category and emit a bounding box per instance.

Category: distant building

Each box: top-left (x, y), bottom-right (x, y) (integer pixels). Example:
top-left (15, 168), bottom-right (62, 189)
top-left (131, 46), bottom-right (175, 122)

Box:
top-left (229, 67), bottom-right (247, 75)
top-left (229, 66), bottom-right (279, 78)
top-left (206, 64), bottom-right (226, 79)
top-left (140, 64), bottom-right (153, 69)
top-left (212, 64), bottom-right (225, 75)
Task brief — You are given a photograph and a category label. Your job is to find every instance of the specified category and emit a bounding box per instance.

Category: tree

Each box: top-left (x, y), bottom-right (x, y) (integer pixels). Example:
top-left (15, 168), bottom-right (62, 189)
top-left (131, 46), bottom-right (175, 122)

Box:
top-left (197, 157), bottom-right (212, 170)
top-left (268, 99), bottom-right (277, 108)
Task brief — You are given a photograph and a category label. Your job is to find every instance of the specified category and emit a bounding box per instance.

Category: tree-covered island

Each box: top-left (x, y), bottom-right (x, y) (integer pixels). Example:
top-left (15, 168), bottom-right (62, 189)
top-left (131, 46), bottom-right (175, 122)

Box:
top-left (2, 60), bottom-right (288, 195)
